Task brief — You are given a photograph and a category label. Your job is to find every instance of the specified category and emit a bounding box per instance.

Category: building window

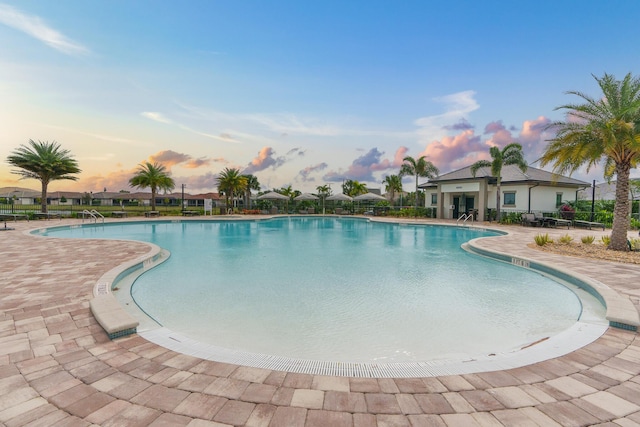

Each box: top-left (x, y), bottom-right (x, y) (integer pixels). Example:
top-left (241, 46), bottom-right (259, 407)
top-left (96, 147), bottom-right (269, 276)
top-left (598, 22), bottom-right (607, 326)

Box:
top-left (431, 193), bottom-right (437, 205)
top-left (503, 192), bottom-right (516, 206)
top-left (556, 193), bottom-right (563, 208)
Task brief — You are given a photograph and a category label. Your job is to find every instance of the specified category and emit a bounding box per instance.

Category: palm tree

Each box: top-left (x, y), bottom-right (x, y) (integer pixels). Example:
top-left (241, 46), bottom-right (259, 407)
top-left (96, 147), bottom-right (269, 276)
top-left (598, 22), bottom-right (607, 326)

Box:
top-left (316, 184), bottom-right (332, 214)
top-left (242, 174), bottom-right (260, 210)
top-left (470, 143), bottom-right (527, 222)
top-left (342, 179), bottom-right (367, 197)
top-left (382, 174), bottom-right (403, 205)
top-left (7, 140), bottom-right (81, 213)
top-left (540, 72), bottom-right (640, 251)
top-left (399, 155), bottom-right (439, 211)
top-left (217, 168), bottom-right (247, 214)
top-left (129, 162), bottom-right (175, 211)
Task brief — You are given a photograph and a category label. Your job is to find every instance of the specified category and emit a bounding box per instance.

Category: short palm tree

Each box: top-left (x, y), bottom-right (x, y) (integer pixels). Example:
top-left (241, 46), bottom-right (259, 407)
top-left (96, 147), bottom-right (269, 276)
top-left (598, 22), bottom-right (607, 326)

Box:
top-left (279, 185), bottom-right (299, 201)
top-left (382, 174), bottom-right (403, 205)
top-left (471, 143), bottom-right (527, 221)
top-left (399, 155), bottom-right (439, 211)
top-left (217, 168), bottom-right (246, 213)
top-left (242, 174), bottom-right (260, 210)
top-left (540, 72), bottom-right (640, 251)
top-left (316, 184), bottom-right (332, 214)
top-left (6, 140), bottom-right (81, 213)
top-left (129, 162), bottom-right (175, 211)
top-left (342, 179), bottom-right (367, 197)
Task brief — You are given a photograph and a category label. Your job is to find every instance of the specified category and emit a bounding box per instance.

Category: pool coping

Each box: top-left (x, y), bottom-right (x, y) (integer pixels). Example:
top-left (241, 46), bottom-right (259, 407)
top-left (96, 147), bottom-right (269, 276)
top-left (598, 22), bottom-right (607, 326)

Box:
top-left (36, 216), bottom-right (626, 378)
top-left (464, 235), bottom-right (640, 332)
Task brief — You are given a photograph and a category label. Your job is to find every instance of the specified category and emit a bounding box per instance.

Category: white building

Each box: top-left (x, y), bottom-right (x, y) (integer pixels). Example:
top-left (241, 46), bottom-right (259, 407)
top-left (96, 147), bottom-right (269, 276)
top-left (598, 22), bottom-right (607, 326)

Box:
top-left (419, 164), bottom-right (590, 221)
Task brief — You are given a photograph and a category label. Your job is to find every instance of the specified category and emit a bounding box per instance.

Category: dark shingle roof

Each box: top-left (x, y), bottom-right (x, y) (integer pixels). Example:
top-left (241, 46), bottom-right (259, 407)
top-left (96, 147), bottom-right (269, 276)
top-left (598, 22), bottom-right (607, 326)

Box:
top-left (420, 164), bottom-right (589, 188)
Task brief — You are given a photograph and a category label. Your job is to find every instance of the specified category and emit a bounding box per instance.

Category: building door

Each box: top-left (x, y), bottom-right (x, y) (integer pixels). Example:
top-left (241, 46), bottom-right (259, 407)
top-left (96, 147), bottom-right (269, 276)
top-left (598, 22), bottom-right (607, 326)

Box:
top-left (453, 196), bottom-right (460, 218)
top-left (465, 196), bottom-right (475, 219)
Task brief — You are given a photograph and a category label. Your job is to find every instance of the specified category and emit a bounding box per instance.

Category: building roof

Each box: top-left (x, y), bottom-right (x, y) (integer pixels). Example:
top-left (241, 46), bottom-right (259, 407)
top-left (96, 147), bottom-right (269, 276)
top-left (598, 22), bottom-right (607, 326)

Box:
top-left (0, 187), bottom-right (41, 198)
top-left (0, 187), bottom-right (222, 200)
top-left (419, 164), bottom-right (590, 188)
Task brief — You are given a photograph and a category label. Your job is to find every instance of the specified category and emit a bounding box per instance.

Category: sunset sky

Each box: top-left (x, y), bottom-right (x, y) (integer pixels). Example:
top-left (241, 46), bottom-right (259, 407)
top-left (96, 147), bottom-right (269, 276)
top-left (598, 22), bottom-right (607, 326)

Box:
top-left (1, 1), bottom-right (639, 195)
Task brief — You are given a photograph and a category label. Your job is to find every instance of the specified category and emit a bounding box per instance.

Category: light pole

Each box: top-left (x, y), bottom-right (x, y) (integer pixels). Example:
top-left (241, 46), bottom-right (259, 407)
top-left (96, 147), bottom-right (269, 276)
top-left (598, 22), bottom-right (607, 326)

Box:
top-left (181, 184), bottom-right (185, 214)
top-left (590, 180), bottom-right (596, 222)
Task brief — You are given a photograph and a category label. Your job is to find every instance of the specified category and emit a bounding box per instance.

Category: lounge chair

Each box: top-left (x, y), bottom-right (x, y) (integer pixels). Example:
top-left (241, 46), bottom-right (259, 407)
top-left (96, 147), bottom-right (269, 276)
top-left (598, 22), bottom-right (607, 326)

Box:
top-left (34, 212), bottom-right (61, 220)
top-left (574, 219), bottom-right (605, 230)
top-left (521, 213), bottom-right (541, 227)
top-left (0, 213), bottom-right (29, 222)
top-left (543, 217), bottom-right (572, 229)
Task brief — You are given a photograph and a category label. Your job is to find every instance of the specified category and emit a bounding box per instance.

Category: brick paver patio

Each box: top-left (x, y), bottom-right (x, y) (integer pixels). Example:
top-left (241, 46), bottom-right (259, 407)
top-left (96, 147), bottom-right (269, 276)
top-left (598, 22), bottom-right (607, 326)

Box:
top-left (1, 217), bottom-right (639, 426)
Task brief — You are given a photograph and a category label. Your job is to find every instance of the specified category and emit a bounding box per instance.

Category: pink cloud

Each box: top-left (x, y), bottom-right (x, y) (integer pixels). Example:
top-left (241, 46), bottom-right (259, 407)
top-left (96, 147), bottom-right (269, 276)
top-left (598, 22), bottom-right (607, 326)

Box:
top-left (519, 116), bottom-right (552, 158)
top-left (298, 163), bottom-right (328, 182)
top-left (418, 116), bottom-right (553, 173)
top-left (242, 146), bottom-right (286, 174)
top-left (149, 150), bottom-right (191, 169)
top-left (183, 157), bottom-right (227, 169)
top-left (483, 121), bottom-right (514, 148)
top-left (420, 129), bottom-right (485, 171)
top-left (392, 146), bottom-right (409, 168)
top-left (323, 147), bottom-right (413, 183)
top-left (175, 172), bottom-right (219, 191)
top-left (60, 168), bottom-right (137, 193)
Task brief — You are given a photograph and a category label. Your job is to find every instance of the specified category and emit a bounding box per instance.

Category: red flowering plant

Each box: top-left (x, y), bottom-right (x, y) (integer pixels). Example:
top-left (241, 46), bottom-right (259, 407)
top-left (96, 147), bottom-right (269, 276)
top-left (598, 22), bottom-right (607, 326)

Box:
top-left (559, 204), bottom-right (575, 220)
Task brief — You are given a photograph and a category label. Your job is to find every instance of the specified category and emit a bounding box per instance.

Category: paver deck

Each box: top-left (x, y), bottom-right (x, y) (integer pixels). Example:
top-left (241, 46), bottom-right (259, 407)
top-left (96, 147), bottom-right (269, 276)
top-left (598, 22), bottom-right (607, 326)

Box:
top-left (1, 217), bottom-right (639, 426)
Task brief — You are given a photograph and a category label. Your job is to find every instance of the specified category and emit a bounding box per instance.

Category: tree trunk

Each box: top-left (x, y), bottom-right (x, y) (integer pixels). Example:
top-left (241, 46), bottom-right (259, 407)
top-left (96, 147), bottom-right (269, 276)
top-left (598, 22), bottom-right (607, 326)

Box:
top-left (414, 176), bottom-right (419, 211)
top-left (610, 163), bottom-right (631, 251)
top-left (151, 188), bottom-right (157, 211)
top-left (495, 177), bottom-right (501, 222)
top-left (40, 181), bottom-right (48, 213)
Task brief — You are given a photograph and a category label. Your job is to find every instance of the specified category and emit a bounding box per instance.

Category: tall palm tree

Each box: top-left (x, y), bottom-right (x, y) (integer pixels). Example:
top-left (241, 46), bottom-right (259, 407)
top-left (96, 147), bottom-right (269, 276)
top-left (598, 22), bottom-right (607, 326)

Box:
top-left (7, 140), bottom-right (81, 213)
top-left (399, 155), bottom-right (439, 211)
top-left (382, 174), bottom-right (403, 205)
top-left (540, 72), bottom-right (640, 251)
top-left (217, 168), bottom-right (247, 213)
top-left (129, 162), bottom-right (175, 211)
top-left (242, 174), bottom-right (260, 210)
top-left (470, 143), bottom-right (527, 221)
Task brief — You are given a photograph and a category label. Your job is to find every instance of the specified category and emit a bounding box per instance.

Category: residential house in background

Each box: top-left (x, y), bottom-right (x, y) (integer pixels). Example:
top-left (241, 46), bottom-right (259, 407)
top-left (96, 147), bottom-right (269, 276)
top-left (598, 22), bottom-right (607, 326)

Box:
top-left (577, 180), bottom-right (640, 202)
top-left (0, 187), bottom-right (224, 210)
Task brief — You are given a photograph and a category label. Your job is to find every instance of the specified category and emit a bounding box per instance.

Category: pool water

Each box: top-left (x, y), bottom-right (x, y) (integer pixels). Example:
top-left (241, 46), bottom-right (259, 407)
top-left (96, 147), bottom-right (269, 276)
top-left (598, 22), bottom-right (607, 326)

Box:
top-left (42, 217), bottom-right (604, 363)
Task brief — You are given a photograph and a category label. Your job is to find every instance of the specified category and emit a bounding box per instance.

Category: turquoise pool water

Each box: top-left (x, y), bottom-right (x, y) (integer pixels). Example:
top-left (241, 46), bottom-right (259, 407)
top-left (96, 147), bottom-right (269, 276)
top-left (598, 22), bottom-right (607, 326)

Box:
top-left (41, 217), bottom-right (604, 363)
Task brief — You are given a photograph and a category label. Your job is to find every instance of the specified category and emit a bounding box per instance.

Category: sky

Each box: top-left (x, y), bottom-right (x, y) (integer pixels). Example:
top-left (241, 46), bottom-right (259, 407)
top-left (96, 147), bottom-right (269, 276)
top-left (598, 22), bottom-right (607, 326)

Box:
top-left (1, 1), bottom-right (640, 195)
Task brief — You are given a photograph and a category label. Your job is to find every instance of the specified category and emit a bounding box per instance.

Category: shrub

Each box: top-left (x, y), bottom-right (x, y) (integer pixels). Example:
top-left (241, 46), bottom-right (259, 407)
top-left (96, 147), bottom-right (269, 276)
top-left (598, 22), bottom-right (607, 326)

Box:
top-left (534, 233), bottom-right (553, 246)
top-left (581, 235), bottom-right (595, 244)
top-left (558, 234), bottom-right (573, 244)
top-left (601, 235), bottom-right (611, 246)
top-left (559, 204), bottom-right (575, 220)
top-left (629, 238), bottom-right (640, 251)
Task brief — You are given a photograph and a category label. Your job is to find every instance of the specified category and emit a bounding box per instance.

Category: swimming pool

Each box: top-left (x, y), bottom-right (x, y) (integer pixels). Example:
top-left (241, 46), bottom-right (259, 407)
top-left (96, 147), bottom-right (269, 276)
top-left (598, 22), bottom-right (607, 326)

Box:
top-left (40, 217), bottom-right (607, 374)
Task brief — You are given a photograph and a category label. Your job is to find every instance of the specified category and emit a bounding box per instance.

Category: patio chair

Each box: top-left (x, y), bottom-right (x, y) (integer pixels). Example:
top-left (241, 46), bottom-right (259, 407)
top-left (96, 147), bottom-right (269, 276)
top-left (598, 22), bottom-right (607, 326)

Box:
top-left (521, 213), bottom-right (541, 227)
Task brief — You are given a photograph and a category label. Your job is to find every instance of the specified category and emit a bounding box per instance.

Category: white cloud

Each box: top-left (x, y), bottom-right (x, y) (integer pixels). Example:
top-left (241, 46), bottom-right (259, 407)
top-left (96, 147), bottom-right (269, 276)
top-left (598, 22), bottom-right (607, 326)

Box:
top-left (0, 3), bottom-right (89, 55)
top-left (141, 111), bottom-right (240, 143)
top-left (141, 111), bottom-right (173, 124)
top-left (414, 90), bottom-right (480, 143)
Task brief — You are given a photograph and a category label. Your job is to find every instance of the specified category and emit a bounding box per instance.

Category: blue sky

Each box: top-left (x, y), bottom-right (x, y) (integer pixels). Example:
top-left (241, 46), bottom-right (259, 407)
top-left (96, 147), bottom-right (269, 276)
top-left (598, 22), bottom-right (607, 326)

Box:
top-left (1, 0), bottom-right (639, 194)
